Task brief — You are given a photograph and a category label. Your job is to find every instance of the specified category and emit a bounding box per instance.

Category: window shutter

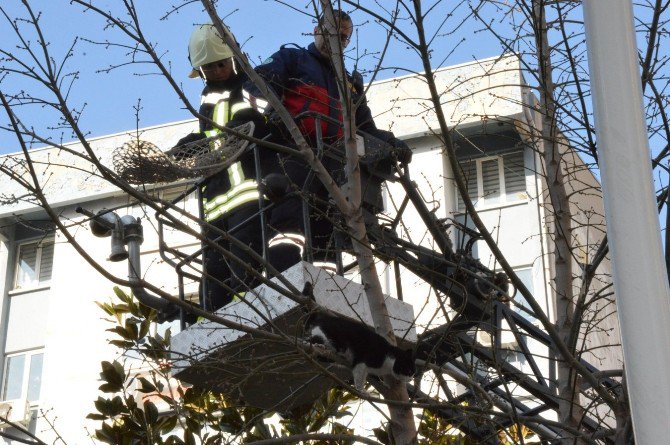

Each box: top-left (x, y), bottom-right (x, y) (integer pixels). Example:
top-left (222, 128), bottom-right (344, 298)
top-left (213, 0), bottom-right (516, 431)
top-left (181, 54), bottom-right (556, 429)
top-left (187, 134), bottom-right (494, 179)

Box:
top-left (503, 151), bottom-right (526, 199)
top-left (15, 239), bottom-right (54, 289)
top-left (456, 149), bottom-right (527, 211)
top-left (457, 159), bottom-right (478, 211)
top-left (38, 242), bottom-right (54, 283)
top-left (481, 158), bottom-right (501, 203)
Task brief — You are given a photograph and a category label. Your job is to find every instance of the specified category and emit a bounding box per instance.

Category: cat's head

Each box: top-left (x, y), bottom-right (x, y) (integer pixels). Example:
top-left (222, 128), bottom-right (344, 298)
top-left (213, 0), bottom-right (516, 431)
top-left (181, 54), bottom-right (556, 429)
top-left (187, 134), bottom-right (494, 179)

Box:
top-left (392, 348), bottom-right (416, 381)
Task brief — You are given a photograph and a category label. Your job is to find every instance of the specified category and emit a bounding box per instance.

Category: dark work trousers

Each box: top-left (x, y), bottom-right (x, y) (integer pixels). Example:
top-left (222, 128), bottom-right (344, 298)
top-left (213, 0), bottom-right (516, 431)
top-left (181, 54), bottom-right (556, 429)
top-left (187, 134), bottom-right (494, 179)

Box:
top-left (201, 202), bottom-right (265, 311)
top-left (267, 156), bottom-right (343, 274)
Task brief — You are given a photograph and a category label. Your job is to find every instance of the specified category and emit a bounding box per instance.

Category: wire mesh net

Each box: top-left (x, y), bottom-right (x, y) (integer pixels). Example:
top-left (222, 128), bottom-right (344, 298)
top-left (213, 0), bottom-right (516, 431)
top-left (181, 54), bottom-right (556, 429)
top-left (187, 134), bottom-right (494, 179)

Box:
top-left (113, 122), bottom-right (255, 184)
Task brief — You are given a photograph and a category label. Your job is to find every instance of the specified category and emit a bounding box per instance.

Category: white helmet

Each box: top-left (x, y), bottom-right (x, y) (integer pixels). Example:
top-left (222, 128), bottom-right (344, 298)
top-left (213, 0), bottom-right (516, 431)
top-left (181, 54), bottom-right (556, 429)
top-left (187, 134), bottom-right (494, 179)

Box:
top-left (188, 24), bottom-right (234, 78)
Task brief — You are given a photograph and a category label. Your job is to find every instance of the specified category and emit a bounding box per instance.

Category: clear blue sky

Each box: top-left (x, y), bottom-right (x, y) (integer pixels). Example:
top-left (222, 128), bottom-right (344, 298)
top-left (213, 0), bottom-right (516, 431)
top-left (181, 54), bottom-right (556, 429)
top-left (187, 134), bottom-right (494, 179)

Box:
top-left (0, 1), bottom-right (505, 155)
top-left (0, 0), bottom-right (501, 153)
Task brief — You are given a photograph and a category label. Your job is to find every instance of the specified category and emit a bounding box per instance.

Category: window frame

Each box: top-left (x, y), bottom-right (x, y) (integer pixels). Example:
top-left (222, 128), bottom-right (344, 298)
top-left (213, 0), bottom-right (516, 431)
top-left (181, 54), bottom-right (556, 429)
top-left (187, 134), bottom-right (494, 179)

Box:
top-left (1, 349), bottom-right (44, 406)
top-left (456, 151), bottom-right (528, 212)
top-left (12, 237), bottom-right (54, 291)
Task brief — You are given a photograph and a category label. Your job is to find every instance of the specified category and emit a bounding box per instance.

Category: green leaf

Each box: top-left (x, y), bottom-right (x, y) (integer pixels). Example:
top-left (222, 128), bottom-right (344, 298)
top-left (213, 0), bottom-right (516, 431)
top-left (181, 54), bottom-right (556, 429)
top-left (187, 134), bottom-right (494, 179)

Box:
top-left (184, 430), bottom-right (196, 445)
top-left (97, 421), bottom-right (121, 444)
top-left (159, 416), bottom-right (179, 434)
top-left (219, 406), bottom-right (243, 431)
top-left (114, 303), bottom-right (132, 313)
top-left (147, 335), bottom-right (166, 349)
top-left (137, 377), bottom-right (157, 393)
top-left (138, 319), bottom-right (151, 339)
top-left (124, 318), bottom-right (139, 340)
top-left (110, 396), bottom-right (125, 415)
top-left (108, 326), bottom-right (133, 341)
top-left (99, 383), bottom-right (123, 393)
top-left (100, 361), bottom-right (125, 388)
top-left (93, 396), bottom-right (124, 417)
top-left (185, 416), bottom-right (202, 434)
top-left (93, 398), bottom-right (107, 415)
top-left (113, 286), bottom-right (131, 303)
top-left (166, 436), bottom-right (185, 445)
top-left (373, 427), bottom-right (391, 445)
top-left (331, 422), bottom-right (353, 436)
top-left (125, 394), bottom-right (138, 412)
top-left (95, 301), bottom-right (117, 317)
top-left (144, 401), bottom-right (159, 425)
top-left (164, 437), bottom-right (175, 445)
top-left (109, 340), bottom-right (135, 349)
top-left (334, 409), bottom-right (352, 419)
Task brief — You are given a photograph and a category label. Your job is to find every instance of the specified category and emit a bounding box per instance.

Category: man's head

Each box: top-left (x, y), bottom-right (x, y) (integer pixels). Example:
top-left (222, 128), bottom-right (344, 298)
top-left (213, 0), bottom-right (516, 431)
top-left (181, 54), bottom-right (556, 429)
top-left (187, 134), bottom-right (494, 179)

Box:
top-left (188, 24), bottom-right (235, 82)
top-left (313, 10), bottom-right (353, 57)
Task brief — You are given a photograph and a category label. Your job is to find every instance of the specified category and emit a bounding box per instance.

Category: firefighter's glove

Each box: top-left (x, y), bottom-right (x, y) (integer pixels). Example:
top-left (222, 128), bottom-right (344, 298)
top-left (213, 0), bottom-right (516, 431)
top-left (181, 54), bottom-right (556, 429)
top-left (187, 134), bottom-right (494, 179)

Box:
top-left (260, 173), bottom-right (292, 203)
top-left (392, 140), bottom-right (413, 164)
top-left (351, 70), bottom-right (365, 95)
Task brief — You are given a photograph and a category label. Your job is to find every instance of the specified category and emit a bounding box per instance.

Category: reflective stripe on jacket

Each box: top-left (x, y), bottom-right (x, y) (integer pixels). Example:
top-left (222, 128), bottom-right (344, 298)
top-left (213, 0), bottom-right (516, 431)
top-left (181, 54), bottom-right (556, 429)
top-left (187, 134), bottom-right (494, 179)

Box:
top-left (203, 164), bottom-right (259, 221)
top-left (198, 76), bottom-right (258, 221)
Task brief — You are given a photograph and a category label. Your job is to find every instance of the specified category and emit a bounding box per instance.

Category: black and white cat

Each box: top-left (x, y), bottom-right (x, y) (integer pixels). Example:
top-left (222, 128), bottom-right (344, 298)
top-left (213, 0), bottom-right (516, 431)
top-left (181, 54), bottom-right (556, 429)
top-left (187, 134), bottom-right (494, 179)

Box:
top-left (302, 283), bottom-right (416, 391)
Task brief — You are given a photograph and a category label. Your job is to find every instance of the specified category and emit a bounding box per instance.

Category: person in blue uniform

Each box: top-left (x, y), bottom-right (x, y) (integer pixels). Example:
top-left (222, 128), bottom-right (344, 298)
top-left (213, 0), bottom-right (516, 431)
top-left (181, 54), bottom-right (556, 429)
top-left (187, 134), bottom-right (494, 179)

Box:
top-left (245, 10), bottom-right (412, 274)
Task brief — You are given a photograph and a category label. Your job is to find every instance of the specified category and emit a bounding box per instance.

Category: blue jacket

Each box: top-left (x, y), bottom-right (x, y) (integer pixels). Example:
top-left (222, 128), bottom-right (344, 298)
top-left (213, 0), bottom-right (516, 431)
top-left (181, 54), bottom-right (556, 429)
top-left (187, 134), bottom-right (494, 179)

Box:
top-left (245, 43), bottom-right (403, 146)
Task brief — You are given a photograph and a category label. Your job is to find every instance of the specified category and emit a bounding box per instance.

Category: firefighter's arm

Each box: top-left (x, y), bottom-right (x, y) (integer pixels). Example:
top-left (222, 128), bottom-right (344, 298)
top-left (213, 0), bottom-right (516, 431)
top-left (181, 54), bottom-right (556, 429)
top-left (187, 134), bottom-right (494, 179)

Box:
top-left (354, 88), bottom-right (412, 164)
top-left (228, 106), bottom-right (268, 139)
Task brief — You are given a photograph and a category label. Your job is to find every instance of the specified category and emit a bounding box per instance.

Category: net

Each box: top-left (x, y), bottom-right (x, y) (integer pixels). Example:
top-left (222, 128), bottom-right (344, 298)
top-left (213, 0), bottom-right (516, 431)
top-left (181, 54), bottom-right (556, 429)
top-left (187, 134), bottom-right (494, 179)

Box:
top-left (113, 122), bottom-right (255, 184)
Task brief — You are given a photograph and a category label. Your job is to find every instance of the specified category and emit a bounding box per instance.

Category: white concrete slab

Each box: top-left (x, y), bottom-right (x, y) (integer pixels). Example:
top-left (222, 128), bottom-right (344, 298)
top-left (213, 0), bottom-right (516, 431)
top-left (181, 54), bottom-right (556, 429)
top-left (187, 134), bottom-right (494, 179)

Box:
top-left (170, 261), bottom-right (415, 410)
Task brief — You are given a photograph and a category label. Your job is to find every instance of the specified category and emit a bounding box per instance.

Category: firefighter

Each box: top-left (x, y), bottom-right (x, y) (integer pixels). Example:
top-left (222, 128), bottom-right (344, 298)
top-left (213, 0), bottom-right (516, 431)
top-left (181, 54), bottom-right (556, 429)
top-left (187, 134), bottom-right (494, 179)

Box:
top-left (244, 10), bottom-right (412, 274)
top-left (174, 24), bottom-right (270, 311)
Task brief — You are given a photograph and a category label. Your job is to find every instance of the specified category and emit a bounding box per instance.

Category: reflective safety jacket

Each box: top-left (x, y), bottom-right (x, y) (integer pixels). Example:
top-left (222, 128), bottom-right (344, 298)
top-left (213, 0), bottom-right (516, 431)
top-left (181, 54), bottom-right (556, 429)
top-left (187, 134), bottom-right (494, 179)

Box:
top-left (245, 43), bottom-right (405, 146)
top-left (188, 75), bottom-right (264, 222)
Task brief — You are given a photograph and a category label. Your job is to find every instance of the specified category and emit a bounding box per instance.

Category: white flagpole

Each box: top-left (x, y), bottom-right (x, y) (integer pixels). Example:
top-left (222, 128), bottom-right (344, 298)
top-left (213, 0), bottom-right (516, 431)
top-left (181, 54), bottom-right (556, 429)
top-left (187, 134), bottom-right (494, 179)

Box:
top-left (583, 1), bottom-right (670, 442)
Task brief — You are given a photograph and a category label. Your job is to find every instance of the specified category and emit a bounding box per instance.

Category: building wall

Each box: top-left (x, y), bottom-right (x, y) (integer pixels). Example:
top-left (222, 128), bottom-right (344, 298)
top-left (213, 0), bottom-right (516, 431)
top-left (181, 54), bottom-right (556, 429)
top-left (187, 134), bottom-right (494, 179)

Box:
top-left (40, 220), bottom-right (121, 442)
top-left (0, 187), bottom-right (199, 443)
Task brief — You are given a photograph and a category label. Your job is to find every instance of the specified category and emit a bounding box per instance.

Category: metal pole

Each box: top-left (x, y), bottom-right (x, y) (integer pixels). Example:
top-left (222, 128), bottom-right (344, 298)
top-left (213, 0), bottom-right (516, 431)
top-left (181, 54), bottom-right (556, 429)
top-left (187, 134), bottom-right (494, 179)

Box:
top-left (253, 144), bottom-right (269, 271)
top-left (583, 1), bottom-right (670, 442)
top-left (665, 177), bottom-right (670, 281)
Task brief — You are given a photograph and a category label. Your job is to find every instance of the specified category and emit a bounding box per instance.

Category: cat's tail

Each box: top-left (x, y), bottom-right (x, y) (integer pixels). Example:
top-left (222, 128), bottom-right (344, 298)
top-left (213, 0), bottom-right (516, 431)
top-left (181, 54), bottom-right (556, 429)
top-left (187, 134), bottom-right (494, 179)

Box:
top-left (300, 282), bottom-right (318, 336)
top-left (300, 282), bottom-right (316, 318)
top-left (301, 282), bottom-right (316, 302)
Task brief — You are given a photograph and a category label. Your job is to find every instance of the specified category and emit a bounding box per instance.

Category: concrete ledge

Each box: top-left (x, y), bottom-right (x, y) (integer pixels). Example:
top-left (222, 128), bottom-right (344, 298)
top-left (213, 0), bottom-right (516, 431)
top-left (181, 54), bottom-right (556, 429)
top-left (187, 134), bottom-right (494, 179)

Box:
top-left (170, 262), bottom-right (415, 410)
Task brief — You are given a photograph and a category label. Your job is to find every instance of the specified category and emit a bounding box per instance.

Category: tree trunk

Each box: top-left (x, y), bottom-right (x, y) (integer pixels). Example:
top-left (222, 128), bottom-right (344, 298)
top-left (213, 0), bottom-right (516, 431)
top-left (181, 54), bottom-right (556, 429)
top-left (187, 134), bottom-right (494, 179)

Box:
top-left (531, 2), bottom-right (585, 443)
top-left (320, 4), bottom-right (418, 443)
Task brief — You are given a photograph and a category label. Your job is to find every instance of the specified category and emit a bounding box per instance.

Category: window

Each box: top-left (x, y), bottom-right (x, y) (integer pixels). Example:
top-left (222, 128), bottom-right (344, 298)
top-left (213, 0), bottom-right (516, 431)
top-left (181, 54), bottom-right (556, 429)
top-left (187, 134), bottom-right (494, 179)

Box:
top-left (508, 267), bottom-right (537, 322)
top-left (1, 350), bottom-right (43, 404)
top-left (502, 349), bottom-right (528, 368)
top-left (14, 239), bottom-right (54, 290)
top-left (456, 150), bottom-right (527, 211)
